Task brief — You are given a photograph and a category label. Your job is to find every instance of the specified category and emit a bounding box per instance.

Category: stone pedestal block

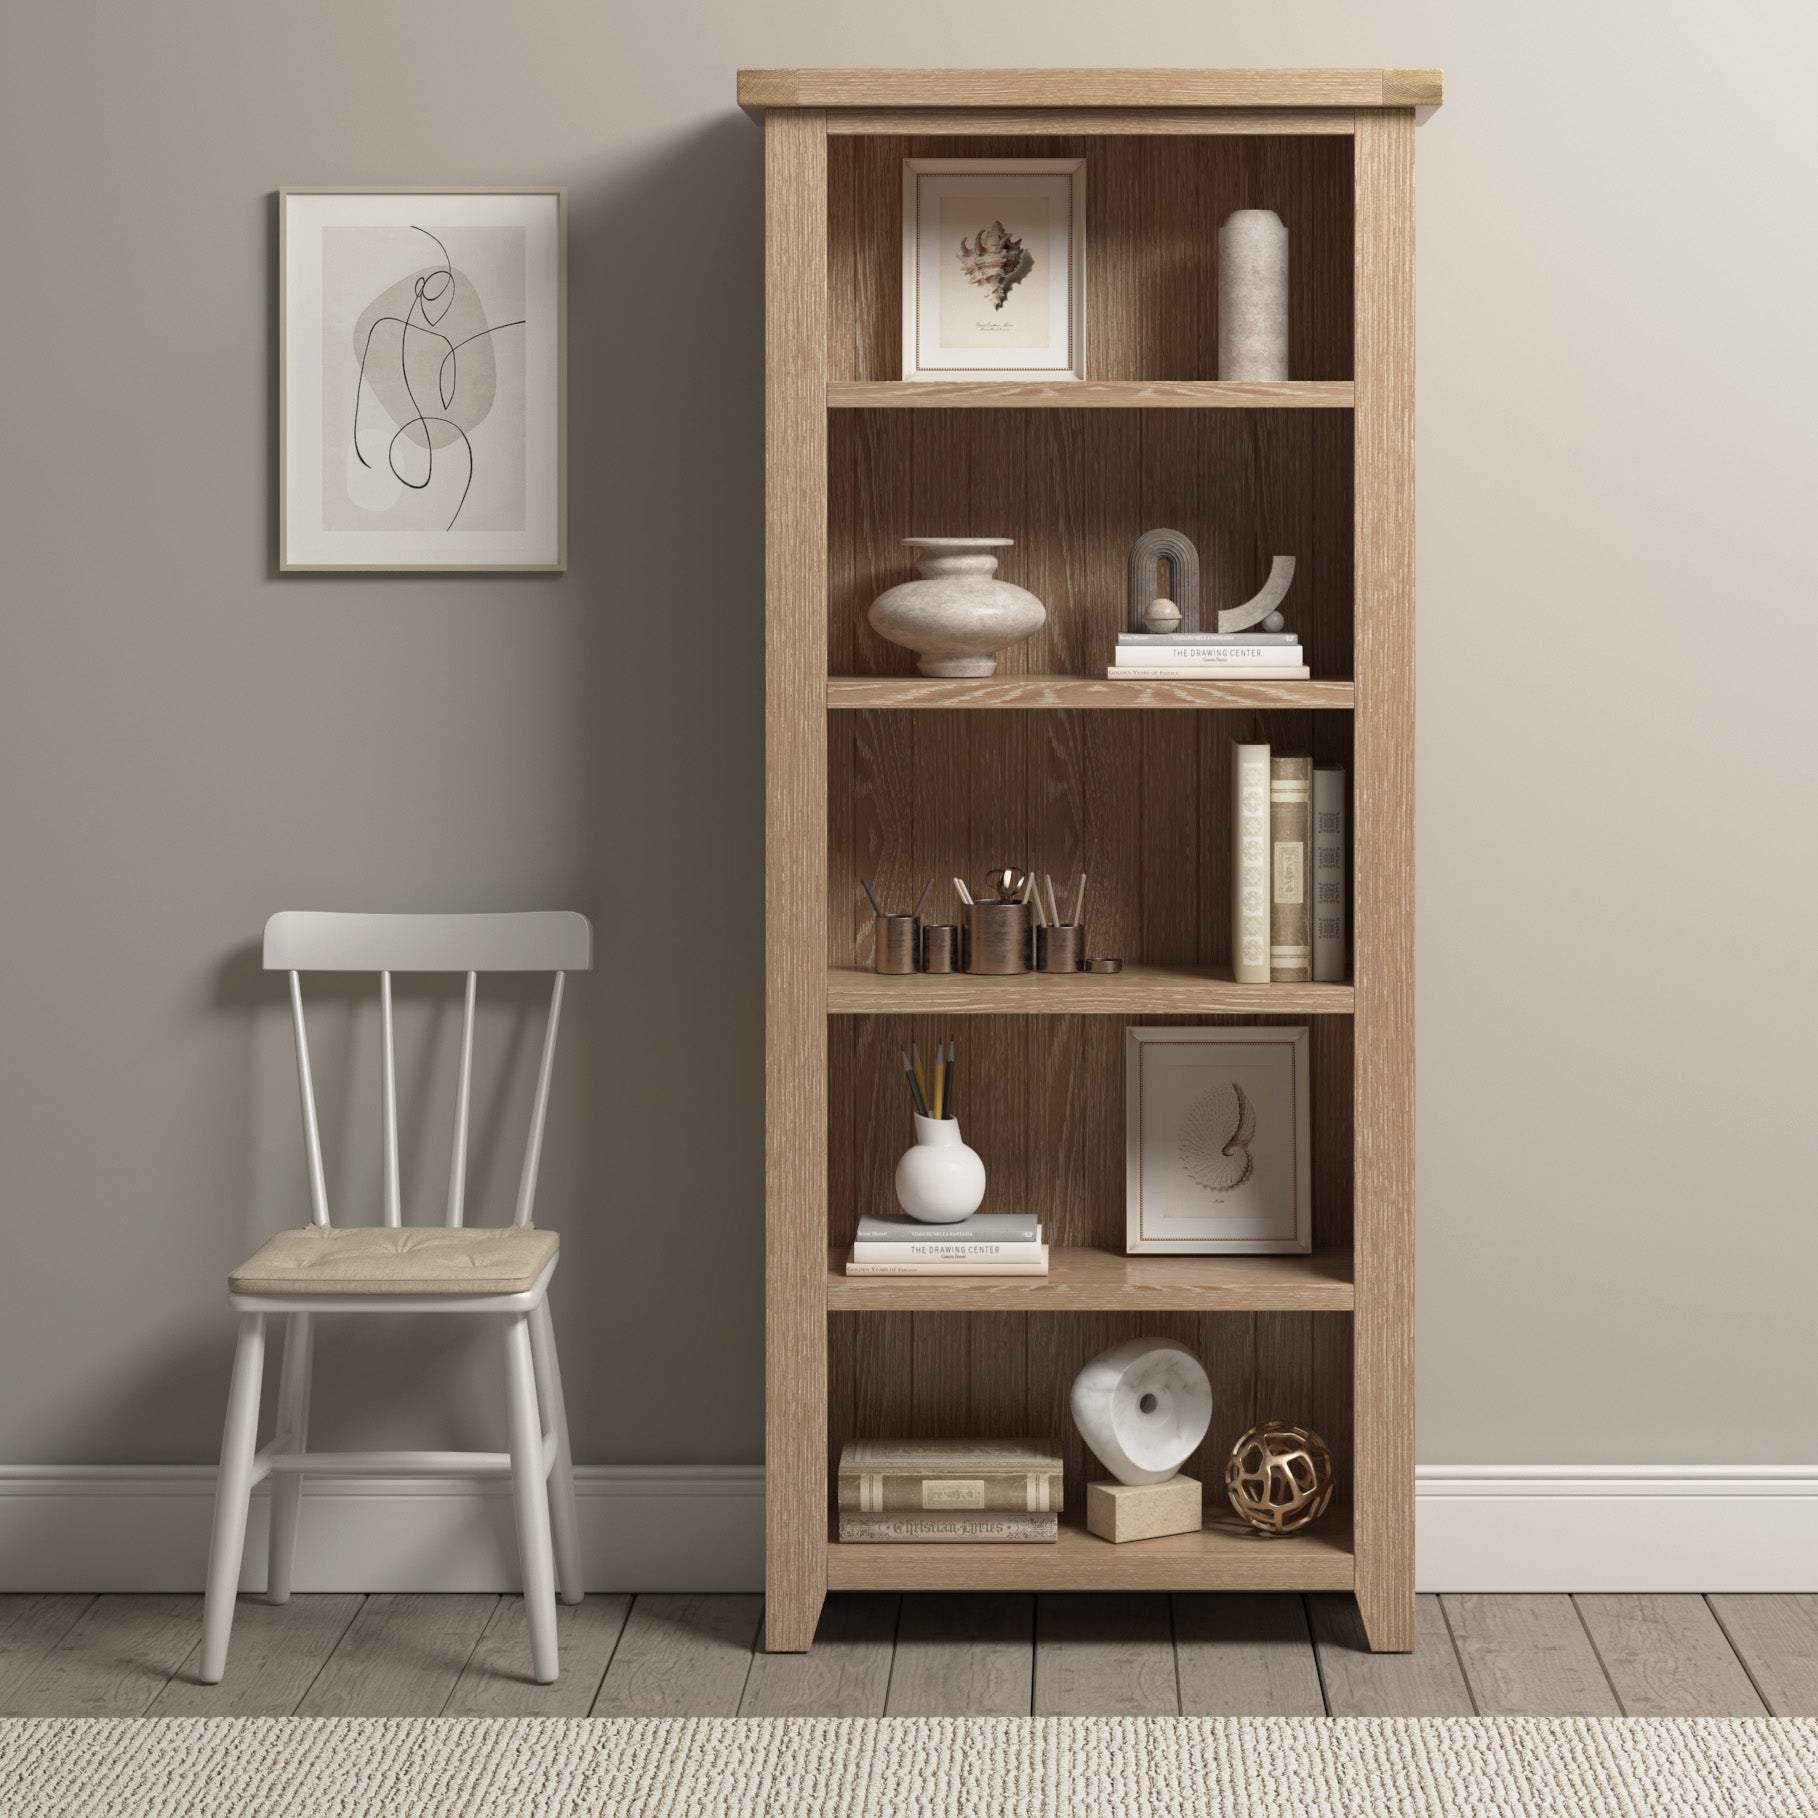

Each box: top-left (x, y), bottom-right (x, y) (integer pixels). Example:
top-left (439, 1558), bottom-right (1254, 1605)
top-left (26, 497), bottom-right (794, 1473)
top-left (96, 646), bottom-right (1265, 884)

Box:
top-left (1085, 1474), bottom-right (1203, 1543)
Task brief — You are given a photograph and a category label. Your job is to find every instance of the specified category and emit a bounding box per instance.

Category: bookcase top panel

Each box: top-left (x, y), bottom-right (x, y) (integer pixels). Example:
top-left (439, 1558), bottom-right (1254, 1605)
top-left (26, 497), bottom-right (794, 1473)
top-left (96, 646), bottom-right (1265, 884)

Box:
top-left (738, 68), bottom-right (1443, 117)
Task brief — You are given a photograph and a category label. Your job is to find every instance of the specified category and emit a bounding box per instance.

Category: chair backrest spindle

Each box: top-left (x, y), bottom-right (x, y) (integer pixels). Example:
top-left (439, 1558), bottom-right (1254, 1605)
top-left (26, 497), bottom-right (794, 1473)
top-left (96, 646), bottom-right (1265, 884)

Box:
top-left (513, 971), bottom-right (566, 1229)
top-left (288, 970), bottom-right (332, 1227)
top-left (445, 970), bottom-right (478, 1228)
top-left (379, 970), bottom-right (402, 1227)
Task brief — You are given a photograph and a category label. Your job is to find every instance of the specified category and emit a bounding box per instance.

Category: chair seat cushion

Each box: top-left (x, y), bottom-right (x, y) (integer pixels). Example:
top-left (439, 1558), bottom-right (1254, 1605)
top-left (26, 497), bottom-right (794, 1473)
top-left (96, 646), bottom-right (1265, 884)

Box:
top-left (229, 1225), bottom-right (559, 1296)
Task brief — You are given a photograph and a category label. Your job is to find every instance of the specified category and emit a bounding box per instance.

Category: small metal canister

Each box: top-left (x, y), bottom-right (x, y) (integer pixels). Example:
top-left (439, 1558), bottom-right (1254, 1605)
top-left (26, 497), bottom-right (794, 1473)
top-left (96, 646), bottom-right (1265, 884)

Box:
top-left (873, 914), bottom-right (919, 974)
top-left (921, 924), bottom-right (959, 973)
top-left (1036, 923), bottom-right (1083, 974)
top-left (964, 899), bottom-right (1030, 974)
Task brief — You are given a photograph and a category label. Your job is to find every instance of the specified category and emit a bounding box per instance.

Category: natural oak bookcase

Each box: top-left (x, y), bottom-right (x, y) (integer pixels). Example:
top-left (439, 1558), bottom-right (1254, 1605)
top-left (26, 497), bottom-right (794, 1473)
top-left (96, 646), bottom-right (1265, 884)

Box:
top-left (746, 67), bottom-right (1431, 1653)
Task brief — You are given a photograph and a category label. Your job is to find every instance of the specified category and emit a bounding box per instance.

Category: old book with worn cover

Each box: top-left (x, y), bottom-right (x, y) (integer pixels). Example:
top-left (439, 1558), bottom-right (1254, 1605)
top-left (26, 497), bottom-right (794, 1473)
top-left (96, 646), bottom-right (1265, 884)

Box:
top-left (1232, 742), bottom-right (1271, 983)
top-left (1313, 765), bottom-right (1347, 983)
top-left (836, 1512), bottom-right (1059, 1542)
top-left (838, 1439), bottom-right (1064, 1514)
top-left (1269, 753), bottom-right (1313, 982)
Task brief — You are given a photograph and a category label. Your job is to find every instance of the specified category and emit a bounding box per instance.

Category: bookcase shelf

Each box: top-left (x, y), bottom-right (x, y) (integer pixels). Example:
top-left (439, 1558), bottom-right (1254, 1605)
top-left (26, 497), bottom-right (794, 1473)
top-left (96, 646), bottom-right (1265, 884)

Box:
top-left (828, 380), bottom-right (1356, 410)
top-left (828, 1245), bottom-right (1355, 1312)
top-left (827, 676), bottom-right (1356, 711)
top-left (756, 70), bottom-right (1422, 1655)
top-left (827, 1506), bottom-right (1355, 1593)
top-left (827, 964), bottom-right (1354, 1016)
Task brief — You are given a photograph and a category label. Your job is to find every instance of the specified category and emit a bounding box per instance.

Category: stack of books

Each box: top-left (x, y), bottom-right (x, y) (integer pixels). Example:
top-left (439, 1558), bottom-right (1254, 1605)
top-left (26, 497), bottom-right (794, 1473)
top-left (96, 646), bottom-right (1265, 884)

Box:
top-left (837, 1439), bottom-right (1064, 1542)
top-left (1233, 742), bottom-right (1347, 984)
top-left (1108, 630), bottom-right (1308, 680)
top-left (844, 1212), bottom-right (1048, 1276)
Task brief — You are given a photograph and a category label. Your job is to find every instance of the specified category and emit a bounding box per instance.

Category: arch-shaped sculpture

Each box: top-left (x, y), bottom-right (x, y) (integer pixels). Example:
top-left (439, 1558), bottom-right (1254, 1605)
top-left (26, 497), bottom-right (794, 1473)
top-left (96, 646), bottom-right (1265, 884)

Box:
top-left (1216, 555), bottom-right (1297, 633)
top-left (1127, 529), bottom-right (1200, 634)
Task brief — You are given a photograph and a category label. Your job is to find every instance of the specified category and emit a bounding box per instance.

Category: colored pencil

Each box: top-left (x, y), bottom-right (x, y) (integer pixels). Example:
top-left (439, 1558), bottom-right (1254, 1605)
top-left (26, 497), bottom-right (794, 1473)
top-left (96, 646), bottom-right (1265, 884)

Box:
top-left (900, 1048), bottom-right (929, 1118)
top-left (859, 878), bottom-right (884, 917)
top-left (910, 1042), bottom-right (929, 1112)
top-left (912, 877), bottom-right (934, 919)
top-left (944, 1039), bottom-right (956, 1117)
top-left (953, 876), bottom-right (974, 907)
top-left (1070, 873), bottom-right (1087, 926)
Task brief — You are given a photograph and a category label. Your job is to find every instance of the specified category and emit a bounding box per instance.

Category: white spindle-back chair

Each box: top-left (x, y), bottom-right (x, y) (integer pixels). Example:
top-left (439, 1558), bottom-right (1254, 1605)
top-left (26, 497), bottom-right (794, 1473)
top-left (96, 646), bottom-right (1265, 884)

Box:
top-left (199, 911), bottom-right (592, 1686)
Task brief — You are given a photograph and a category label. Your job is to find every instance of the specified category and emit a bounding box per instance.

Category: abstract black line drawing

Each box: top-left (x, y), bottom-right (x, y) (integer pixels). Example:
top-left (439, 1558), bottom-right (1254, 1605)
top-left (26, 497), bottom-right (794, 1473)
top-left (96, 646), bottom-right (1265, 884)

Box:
top-left (350, 227), bottom-right (525, 530)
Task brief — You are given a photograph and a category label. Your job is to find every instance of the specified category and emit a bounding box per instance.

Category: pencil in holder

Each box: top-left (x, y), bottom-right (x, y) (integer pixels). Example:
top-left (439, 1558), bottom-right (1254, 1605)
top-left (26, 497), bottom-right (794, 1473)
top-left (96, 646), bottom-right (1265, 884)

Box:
top-left (1037, 923), bottom-right (1083, 974)
top-left (965, 899), bottom-right (1030, 975)
top-left (921, 923), bottom-right (959, 973)
top-left (873, 914), bottom-right (919, 974)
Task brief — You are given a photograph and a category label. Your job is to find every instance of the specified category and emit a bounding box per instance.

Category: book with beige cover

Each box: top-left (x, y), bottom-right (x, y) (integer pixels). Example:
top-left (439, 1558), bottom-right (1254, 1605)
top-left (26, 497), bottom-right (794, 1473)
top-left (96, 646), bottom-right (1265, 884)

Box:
top-left (1269, 753), bottom-right (1313, 982)
top-left (1232, 742), bottom-right (1271, 983)
top-left (837, 1439), bottom-right (1064, 1515)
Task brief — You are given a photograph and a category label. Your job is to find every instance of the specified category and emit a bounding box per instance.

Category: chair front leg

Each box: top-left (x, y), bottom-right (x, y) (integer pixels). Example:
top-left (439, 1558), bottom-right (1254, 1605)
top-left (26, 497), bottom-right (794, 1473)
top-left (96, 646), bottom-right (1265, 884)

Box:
top-left (529, 1298), bottom-right (583, 1605)
top-left (503, 1310), bottom-right (559, 1684)
top-left (200, 1312), bottom-right (266, 1684)
top-left (266, 1311), bottom-right (314, 1604)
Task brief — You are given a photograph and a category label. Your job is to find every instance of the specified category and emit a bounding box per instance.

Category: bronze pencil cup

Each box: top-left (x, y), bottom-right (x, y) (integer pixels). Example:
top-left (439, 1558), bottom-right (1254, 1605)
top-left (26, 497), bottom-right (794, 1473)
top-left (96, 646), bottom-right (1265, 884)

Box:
top-left (964, 899), bottom-right (1030, 974)
top-left (921, 924), bottom-right (959, 973)
top-left (1037, 923), bottom-right (1083, 973)
top-left (873, 914), bottom-right (919, 974)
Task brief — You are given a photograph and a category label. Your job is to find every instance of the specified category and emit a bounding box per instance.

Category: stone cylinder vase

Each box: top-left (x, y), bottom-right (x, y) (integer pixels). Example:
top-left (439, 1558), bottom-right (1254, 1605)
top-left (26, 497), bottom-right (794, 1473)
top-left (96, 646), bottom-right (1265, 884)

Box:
top-left (867, 538), bottom-right (1046, 677)
top-left (1217, 209), bottom-right (1289, 382)
top-left (894, 1114), bottom-right (987, 1224)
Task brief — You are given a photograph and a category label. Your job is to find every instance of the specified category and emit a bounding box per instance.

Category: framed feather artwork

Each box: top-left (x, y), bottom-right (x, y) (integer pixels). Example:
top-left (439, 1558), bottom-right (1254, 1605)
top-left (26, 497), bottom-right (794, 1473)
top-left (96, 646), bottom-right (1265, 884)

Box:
top-left (1125, 1027), bottom-right (1312, 1254)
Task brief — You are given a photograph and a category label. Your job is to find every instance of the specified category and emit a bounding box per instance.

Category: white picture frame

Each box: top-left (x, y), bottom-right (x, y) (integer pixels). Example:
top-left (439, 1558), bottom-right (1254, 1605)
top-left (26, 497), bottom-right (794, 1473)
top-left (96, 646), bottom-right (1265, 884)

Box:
top-left (1125, 1027), bottom-right (1313, 1254)
top-left (901, 158), bottom-right (1085, 382)
top-left (280, 187), bottom-right (565, 572)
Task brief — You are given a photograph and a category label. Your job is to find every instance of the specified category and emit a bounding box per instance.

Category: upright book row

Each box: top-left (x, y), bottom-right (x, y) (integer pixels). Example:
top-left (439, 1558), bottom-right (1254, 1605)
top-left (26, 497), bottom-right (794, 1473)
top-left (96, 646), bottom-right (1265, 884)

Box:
top-left (1233, 745), bottom-right (1347, 984)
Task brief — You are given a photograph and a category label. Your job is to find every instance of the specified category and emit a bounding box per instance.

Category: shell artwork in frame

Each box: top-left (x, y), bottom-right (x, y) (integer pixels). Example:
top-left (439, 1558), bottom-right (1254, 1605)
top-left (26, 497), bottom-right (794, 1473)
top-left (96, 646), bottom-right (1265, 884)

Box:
top-left (958, 220), bottom-right (1032, 310)
top-left (1179, 1083), bottom-right (1256, 1192)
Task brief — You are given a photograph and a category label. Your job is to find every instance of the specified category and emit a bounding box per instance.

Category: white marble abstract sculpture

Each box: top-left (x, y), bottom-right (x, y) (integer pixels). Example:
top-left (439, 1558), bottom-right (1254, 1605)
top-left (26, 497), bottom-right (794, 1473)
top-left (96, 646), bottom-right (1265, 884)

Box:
top-left (1216, 555), bottom-right (1296, 634)
top-left (1218, 209), bottom-right (1289, 382)
top-left (1069, 1336), bottom-right (1213, 1486)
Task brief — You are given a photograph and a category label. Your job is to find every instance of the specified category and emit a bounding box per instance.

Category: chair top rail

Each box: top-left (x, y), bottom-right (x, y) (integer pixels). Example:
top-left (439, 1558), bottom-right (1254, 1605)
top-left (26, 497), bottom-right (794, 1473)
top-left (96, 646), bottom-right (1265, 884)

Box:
top-left (265, 911), bottom-right (592, 974)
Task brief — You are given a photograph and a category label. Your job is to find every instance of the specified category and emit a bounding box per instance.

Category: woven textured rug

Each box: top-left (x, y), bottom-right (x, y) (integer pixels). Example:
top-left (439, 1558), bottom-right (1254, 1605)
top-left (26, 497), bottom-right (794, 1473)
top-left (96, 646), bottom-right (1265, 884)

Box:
top-left (3, 1715), bottom-right (1815, 1815)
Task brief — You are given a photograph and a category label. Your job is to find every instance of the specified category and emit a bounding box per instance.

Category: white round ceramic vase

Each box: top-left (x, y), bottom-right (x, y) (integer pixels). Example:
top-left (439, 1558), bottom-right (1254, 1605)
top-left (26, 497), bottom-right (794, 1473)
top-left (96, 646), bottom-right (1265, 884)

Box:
top-left (867, 538), bottom-right (1046, 677)
top-left (894, 1115), bottom-right (988, 1224)
top-left (1069, 1336), bottom-right (1213, 1486)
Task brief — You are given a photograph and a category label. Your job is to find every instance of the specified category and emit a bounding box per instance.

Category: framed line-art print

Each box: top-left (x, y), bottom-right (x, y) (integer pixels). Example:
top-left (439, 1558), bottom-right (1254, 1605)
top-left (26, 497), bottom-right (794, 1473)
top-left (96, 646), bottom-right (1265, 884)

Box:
top-left (280, 188), bottom-right (565, 571)
top-left (1126, 1027), bottom-right (1313, 1254)
top-left (901, 158), bottom-right (1085, 382)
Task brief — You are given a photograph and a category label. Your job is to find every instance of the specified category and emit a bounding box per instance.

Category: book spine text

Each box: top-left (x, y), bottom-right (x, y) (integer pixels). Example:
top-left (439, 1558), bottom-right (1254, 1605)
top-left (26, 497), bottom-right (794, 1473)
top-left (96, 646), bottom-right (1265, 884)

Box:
top-left (1232, 743), bottom-right (1271, 983)
top-left (1270, 754), bottom-right (1313, 983)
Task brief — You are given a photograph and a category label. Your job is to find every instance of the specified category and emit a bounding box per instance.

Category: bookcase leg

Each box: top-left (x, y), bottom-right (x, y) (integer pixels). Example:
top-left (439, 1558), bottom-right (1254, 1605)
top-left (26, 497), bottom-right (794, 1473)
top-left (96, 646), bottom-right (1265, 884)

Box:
top-left (764, 1586), bottom-right (825, 1653)
top-left (1355, 1580), bottom-right (1415, 1653)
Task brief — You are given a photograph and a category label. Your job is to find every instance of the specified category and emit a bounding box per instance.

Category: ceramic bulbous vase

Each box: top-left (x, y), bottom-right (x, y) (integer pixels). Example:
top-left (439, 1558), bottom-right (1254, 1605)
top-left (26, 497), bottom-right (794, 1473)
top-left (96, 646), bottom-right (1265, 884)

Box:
top-left (894, 1115), bottom-right (987, 1224)
top-left (868, 537), bottom-right (1046, 677)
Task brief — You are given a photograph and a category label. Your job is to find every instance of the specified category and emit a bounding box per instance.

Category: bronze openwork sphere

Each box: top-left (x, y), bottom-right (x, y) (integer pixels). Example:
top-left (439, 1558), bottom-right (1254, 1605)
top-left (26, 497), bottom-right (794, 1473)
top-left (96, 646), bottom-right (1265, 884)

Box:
top-left (1225, 1422), bottom-right (1335, 1535)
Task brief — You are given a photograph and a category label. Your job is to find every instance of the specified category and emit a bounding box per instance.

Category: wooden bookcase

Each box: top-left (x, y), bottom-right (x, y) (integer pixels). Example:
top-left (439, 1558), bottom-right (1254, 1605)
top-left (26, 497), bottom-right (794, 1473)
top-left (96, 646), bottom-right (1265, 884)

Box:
top-left (745, 67), bottom-right (1434, 1653)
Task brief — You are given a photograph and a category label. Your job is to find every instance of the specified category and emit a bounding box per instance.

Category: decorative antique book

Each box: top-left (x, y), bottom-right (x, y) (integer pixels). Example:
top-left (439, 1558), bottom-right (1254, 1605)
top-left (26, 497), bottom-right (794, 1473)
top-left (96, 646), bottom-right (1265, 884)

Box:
top-left (838, 1439), bottom-right (1065, 1518)
top-left (1117, 632), bottom-right (1301, 645)
top-left (1269, 753), bottom-right (1313, 982)
top-left (850, 1237), bottom-right (1046, 1263)
top-left (855, 1214), bottom-right (1041, 1245)
top-left (1232, 742), bottom-right (1271, 983)
top-left (1109, 665), bottom-right (1311, 680)
top-left (837, 1512), bottom-right (1059, 1542)
top-left (1313, 766), bottom-right (1347, 983)
top-left (844, 1250), bottom-right (1048, 1276)
top-left (1112, 643), bottom-right (1304, 667)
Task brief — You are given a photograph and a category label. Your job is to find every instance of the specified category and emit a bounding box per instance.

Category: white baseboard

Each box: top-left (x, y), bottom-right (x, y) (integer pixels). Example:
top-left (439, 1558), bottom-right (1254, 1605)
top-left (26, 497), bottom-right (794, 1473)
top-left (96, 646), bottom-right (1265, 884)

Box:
top-left (4, 1465), bottom-right (1815, 1594)
top-left (1415, 1467), bottom-right (1818, 1592)
top-left (0, 1466), bottom-right (763, 1594)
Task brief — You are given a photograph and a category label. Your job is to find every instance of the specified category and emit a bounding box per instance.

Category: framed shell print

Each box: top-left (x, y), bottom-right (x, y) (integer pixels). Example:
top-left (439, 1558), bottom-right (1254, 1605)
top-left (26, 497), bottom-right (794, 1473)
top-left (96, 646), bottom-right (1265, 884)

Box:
top-left (280, 188), bottom-right (565, 571)
top-left (901, 158), bottom-right (1085, 381)
top-left (1125, 1027), bottom-right (1312, 1254)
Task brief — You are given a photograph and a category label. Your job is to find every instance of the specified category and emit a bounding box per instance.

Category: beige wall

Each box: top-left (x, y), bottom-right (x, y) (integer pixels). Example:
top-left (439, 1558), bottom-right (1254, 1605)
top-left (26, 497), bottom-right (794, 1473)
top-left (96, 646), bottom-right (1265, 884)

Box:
top-left (1, 1), bottom-right (1813, 1474)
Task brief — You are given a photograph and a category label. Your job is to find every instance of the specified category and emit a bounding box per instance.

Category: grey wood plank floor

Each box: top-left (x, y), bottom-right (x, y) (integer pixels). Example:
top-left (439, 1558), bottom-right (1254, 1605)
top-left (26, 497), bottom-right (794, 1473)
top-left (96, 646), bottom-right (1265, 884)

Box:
top-left (0, 1590), bottom-right (1803, 1718)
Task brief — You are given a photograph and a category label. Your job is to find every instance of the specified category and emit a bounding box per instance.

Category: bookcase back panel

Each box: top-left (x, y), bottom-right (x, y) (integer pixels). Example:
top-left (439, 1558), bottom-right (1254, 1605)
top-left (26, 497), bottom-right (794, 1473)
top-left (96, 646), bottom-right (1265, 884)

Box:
top-left (828, 134), bottom-right (1354, 382)
top-left (828, 709), bottom-right (1354, 973)
top-left (828, 1307), bottom-right (1354, 1515)
top-left (828, 408), bottom-right (1354, 681)
top-left (828, 1013), bottom-right (1352, 1255)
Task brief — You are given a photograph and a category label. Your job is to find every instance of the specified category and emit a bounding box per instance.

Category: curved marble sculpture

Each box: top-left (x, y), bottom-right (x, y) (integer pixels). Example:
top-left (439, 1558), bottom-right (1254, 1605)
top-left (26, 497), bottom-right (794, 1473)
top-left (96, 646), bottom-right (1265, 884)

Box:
top-left (1069, 1336), bottom-right (1213, 1486)
top-left (1127, 529), bottom-right (1200, 635)
top-left (1216, 555), bottom-right (1297, 634)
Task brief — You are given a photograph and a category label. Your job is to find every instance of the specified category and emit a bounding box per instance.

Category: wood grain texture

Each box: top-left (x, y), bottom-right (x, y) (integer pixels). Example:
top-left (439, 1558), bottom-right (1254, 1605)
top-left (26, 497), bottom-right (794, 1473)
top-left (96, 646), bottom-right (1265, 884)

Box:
top-left (827, 109), bottom-right (1358, 137)
top-left (590, 1594), bottom-right (762, 1717)
top-left (886, 1593), bottom-right (1034, 1714)
top-left (1350, 107), bottom-right (1416, 1654)
top-left (294, 1594), bottom-right (496, 1717)
top-left (151, 1594), bottom-right (362, 1715)
top-left (1173, 1593), bottom-right (1325, 1714)
top-left (830, 380), bottom-right (1355, 409)
top-left (442, 1594), bottom-right (632, 1716)
top-left (828, 136), bottom-right (1353, 383)
top-left (828, 1246), bottom-right (1354, 1311)
top-left (738, 1593), bottom-right (899, 1715)
top-left (829, 1509), bottom-right (1353, 1593)
top-left (1034, 1593), bottom-right (1178, 1715)
top-left (1708, 1595), bottom-right (1818, 1716)
top-left (828, 965), bottom-right (1353, 1014)
top-left (740, 69), bottom-right (1443, 112)
top-left (1574, 1594), bottom-right (1766, 1717)
top-left (0, 1596), bottom-right (94, 1709)
top-left (828, 676), bottom-right (1355, 710)
top-left (1308, 1592), bottom-right (1476, 1716)
top-left (764, 106), bottom-right (831, 1654)
top-left (1439, 1594), bottom-right (1621, 1718)
top-left (1, 1596), bottom-right (199, 1718)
